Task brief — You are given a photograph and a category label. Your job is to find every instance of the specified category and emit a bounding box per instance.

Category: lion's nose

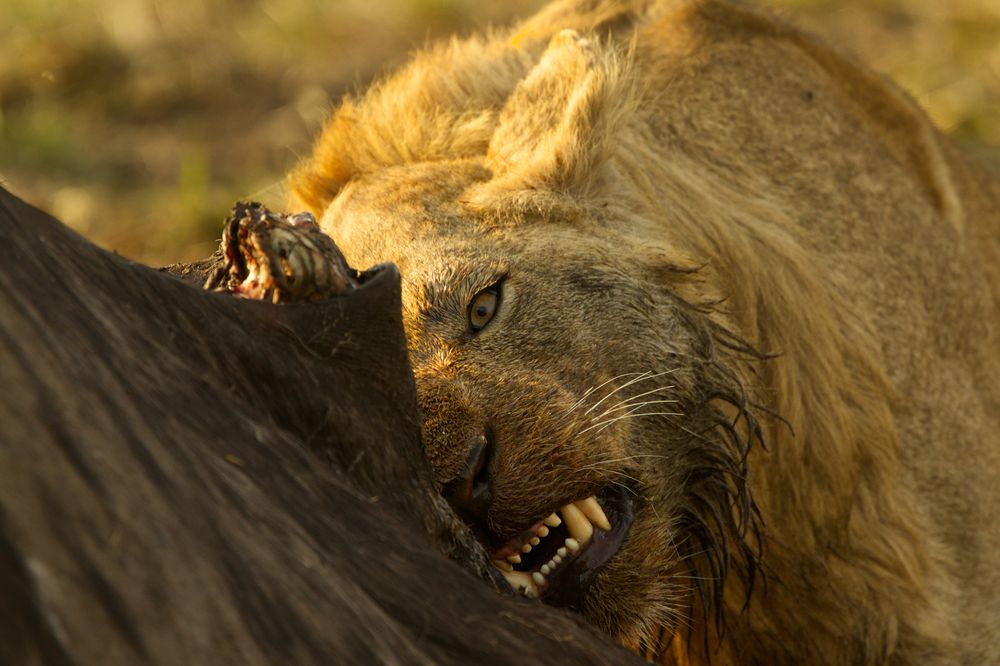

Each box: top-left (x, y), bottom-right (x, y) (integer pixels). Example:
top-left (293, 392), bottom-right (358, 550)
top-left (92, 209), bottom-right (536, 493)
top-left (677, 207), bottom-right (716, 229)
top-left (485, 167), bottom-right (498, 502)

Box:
top-left (442, 429), bottom-right (493, 526)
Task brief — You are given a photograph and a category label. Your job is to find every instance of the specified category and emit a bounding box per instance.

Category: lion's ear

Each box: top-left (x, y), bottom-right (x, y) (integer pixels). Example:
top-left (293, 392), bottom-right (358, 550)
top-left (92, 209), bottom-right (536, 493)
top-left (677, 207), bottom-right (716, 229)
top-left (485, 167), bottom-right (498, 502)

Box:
top-left (470, 30), bottom-right (634, 207)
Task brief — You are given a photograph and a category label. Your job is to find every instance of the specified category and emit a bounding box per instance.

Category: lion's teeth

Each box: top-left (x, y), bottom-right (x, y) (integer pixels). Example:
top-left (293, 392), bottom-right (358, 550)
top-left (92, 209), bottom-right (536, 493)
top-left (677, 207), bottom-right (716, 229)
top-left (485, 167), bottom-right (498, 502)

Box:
top-left (501, 569), bottom-right (539, 598)
top-left (529, 536), bottom-right (540, 546)
top-left (541, 564), bottom-right (551, 575)
top-left (552, 554), bottom-right (562, 564)
top-left (494, 559), bottom-right (513, 572)
top-left (507, 554), bottom-right (522, 564)
top-left (577, 496), bottom-right (612, 531)
top-left (502, 570), bottom-right (532, 586)
top-left (532, 572), bottom-right (546, 586)
top-left (537, 525), bottom-right (550, 537)
top-left (561, 503), bottom-right (594, 543)
top-left (566, 537), bottom-right (580, 553)
top-left (521, 543), bottom-right (533, 553)
top-left (557, 547), bottom-right (567, 558)
top-left (544, 513), bottom-right (561, 527)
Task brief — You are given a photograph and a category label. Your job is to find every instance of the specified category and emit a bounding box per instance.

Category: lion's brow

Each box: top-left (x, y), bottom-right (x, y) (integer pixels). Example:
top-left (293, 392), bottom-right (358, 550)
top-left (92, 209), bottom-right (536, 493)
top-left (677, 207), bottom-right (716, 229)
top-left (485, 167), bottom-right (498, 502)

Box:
top-left (413, 264), bottom-right (506, 317)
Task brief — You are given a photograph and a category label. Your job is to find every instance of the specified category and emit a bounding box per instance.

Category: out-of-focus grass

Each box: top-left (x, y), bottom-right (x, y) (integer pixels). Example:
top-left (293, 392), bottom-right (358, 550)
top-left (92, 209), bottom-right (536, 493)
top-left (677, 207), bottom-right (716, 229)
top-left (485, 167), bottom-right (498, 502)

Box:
top-left (0, 0), bottom-right (996, 264)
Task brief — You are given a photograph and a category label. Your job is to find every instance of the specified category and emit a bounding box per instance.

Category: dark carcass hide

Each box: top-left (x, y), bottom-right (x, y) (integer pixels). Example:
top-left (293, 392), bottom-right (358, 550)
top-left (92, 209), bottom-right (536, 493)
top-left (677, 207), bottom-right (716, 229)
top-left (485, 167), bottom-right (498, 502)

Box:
top-left (0, 187), bottom-right (640, 665)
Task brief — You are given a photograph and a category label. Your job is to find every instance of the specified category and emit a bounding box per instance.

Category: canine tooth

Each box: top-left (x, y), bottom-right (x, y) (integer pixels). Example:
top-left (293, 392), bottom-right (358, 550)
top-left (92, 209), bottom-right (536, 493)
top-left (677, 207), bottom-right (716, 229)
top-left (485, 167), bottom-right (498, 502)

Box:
top-left (541, 564), bottom-right (551, 575)
top-left (561, 503), bottom-right (594, 543)
top-left (577, 496), bottom-right (612, 531)
top-left (532, 572), bottom-right (546, 586)
top-left (529, 536), bottom-right (540, 546)
top-left (544, 513), bottom-right (561, 527)
top-left (501, 569), bottom-right (537, 596)
top-left (557, 547), bottom-right (567, 558)
top-left (537, 525), bottom-right (550, 537)
top-left (494, 560), bottom-right (513, 572)
top-left (566, 537), bottom-right (581, 553)
top-left (522, 543), bottom-right (533, 553)
top-left (507, 554), bottom-right (522, 564)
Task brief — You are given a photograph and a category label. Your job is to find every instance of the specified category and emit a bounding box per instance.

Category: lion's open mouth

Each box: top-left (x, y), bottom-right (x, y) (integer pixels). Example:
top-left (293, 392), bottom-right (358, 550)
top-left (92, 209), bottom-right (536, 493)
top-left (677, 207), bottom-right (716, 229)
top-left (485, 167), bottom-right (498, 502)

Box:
top-left (491, 486), bottom-right (634, 610)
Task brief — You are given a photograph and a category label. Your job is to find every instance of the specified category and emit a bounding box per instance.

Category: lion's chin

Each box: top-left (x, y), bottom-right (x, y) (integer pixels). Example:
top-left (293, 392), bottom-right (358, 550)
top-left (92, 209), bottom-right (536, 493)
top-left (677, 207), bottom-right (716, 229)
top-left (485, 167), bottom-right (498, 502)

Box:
top-left (491, 486), bottom-right (635, 611)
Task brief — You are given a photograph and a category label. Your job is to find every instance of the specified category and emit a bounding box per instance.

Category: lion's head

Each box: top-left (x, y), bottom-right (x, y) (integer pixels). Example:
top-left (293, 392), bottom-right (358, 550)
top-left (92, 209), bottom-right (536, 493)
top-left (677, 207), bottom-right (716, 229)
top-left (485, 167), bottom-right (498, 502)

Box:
top-left (288, 19), bottom-right (767, 651)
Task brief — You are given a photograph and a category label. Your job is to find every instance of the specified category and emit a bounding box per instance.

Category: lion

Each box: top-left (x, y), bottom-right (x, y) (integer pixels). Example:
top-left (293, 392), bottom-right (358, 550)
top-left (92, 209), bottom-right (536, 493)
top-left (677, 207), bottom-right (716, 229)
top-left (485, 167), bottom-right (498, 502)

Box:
top-left (286, 1), bottom-right (1000, 663)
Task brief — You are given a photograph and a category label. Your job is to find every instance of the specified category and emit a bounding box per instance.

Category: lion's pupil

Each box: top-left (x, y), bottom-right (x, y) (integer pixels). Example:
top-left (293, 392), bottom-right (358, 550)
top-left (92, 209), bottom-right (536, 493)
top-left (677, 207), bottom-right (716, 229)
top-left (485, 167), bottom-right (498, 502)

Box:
top-left (477, 305), bottom-right (488, 317)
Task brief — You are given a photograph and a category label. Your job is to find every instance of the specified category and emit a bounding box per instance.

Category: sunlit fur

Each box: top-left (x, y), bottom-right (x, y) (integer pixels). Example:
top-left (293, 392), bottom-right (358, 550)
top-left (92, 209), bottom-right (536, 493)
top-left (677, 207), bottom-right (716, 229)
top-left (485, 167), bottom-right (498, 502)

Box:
top-left (288, 1), bottom-right (1000, 663)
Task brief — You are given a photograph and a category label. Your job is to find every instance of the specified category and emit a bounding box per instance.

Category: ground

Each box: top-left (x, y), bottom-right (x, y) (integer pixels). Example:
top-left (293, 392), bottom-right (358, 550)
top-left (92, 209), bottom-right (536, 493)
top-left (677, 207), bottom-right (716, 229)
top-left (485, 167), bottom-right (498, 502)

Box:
top-left (0, 0), bottom-right (996, 265)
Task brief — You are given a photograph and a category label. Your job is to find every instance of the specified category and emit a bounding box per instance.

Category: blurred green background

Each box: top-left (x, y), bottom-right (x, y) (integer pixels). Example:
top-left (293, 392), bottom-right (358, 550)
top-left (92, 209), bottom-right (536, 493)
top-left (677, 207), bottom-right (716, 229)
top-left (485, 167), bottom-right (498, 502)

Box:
top-left (0, 0), bottom-right (997, 265)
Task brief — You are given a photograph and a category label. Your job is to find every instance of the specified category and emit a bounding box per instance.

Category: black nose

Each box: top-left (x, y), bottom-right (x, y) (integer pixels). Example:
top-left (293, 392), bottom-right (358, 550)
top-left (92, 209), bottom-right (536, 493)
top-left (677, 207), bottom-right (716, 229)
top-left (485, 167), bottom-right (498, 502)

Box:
top-left (442, 430), bottom-right (493, 527)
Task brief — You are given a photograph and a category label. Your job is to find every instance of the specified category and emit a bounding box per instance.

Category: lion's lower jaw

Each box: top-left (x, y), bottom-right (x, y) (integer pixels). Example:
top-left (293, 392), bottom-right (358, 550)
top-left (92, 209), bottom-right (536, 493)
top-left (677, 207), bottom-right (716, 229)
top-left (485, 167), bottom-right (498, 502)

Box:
top-left (579, 509), bottom-right (702, 662)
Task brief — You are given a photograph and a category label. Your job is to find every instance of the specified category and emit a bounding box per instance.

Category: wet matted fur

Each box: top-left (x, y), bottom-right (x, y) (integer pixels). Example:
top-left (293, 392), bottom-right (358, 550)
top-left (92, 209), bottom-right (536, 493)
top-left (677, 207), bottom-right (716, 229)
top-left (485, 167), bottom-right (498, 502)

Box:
top-left (288, 1), bottom-right (1000, 663)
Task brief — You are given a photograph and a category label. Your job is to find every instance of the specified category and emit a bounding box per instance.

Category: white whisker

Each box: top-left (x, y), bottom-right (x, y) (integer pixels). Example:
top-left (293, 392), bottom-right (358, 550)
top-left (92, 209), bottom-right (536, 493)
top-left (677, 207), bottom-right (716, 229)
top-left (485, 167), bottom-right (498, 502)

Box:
top-left (608, 479), bottom-right (641, 497)
top-left (593, 399), bottom-right (680, 421)
top-left (575, 465), bottom-right (643, 486)
top-left (579, 410), bottom-right (684, 436)
top-left (550, 461), bottom-right (643, 490)
top-left (566, 371), bottom-right (647, 413)
top-left (578, 455), bottom-right (648, 468)
top-left (584, 369), bottom-right (677, 415)
top-left (592, 384), bottom-right (678, 420)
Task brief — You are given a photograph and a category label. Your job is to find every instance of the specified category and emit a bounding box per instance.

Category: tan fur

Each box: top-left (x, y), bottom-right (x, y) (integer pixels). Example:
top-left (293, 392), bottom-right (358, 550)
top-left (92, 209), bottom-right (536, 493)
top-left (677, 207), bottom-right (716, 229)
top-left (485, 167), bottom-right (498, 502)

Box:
top-left (288, 2), bottom-right (1000, 663)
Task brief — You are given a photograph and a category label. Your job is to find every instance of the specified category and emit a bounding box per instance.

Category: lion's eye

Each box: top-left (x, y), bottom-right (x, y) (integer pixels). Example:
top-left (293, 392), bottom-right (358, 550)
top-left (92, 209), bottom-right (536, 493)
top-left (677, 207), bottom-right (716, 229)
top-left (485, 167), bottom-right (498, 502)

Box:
top-left (468, 283), bottom-right (502, 333)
